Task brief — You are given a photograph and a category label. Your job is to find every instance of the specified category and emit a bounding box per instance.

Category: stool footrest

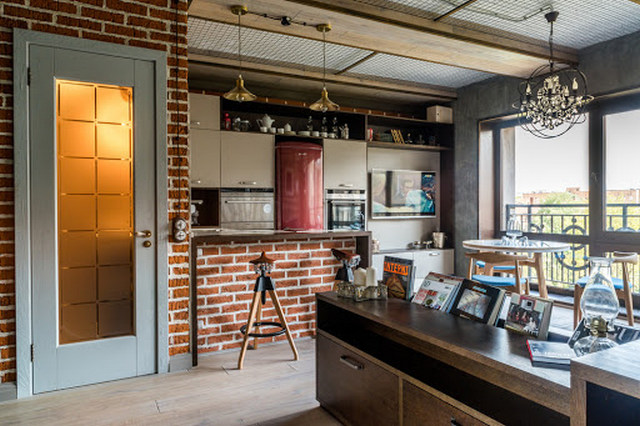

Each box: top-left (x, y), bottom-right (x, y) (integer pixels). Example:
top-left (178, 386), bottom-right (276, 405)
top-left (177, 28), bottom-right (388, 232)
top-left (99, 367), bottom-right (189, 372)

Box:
top-left (240, 321), bottom-right (286, 338)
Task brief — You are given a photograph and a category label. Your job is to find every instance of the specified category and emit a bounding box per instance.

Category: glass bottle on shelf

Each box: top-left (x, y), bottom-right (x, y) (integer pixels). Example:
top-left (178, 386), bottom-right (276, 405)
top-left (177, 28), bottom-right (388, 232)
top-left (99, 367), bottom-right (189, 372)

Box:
top-left (573, 257), bottom-right (619, 356)
top-left (307, 115), bottom-right (314, 132)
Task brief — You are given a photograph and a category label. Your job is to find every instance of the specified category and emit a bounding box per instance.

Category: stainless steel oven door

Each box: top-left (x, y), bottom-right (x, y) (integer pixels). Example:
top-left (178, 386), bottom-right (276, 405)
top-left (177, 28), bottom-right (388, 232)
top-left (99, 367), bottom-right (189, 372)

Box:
top-left (327, 200), bottom-right (366, 231)
top-left (221, 192), bottom-right (275, 229)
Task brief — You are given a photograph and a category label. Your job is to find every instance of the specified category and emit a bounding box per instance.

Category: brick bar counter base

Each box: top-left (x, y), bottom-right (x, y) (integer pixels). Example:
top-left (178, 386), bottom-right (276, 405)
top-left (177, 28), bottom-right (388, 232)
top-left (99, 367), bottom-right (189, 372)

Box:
top-left (196, 237), bottom-right (355, 354)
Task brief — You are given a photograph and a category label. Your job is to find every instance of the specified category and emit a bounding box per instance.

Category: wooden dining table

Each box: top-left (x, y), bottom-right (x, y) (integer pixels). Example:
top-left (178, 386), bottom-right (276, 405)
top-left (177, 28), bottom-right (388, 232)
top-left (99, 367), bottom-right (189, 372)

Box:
top-left (462, 239), bottom-right (571, 298)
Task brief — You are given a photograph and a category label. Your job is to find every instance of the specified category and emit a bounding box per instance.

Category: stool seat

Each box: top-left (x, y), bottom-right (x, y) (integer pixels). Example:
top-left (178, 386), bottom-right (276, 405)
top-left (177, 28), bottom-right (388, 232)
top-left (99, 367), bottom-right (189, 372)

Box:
top-left (476, 260), bottom-right (515, 272)
top-left (576, 275), bottom-right (624, 290)
top-left (472, 274), bottom-right (527, 287)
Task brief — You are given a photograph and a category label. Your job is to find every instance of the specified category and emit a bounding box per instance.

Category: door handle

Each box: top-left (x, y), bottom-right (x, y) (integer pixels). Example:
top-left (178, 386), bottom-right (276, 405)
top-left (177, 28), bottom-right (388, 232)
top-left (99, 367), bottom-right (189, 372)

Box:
top-left (239, 181), bottom-right (257, 185)
top-left (134, 230), bottom-right (152, 238)
top-left (339, 355), bottom-right (364, 370)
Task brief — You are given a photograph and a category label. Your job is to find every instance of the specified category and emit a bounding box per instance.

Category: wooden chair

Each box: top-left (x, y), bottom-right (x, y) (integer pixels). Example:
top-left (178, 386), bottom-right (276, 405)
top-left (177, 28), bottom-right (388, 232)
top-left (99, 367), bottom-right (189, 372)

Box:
top-left (474, 260), bottom-right (516, 276)
top-left (573, 252), bottom-right (637, 327)
top-left (466, 252), bottom-right (530, 295)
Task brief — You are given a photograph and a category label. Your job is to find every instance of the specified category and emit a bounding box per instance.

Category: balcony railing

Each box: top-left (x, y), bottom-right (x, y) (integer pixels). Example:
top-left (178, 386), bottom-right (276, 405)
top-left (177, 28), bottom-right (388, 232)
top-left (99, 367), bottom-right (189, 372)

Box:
top-left (505, 203), bottom-right (640, 292)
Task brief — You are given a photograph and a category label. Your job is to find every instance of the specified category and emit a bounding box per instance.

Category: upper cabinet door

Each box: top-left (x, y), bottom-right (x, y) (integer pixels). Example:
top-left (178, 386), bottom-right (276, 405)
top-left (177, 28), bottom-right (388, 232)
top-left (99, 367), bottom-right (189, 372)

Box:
top-left (189, 93), bottom-right (220, 130)
top-left (323, 139), bottom-right (367, 190)
top-left (191, 129), bottom-right (221, 188)
top-left (221, 132), bottom-right (275, 188)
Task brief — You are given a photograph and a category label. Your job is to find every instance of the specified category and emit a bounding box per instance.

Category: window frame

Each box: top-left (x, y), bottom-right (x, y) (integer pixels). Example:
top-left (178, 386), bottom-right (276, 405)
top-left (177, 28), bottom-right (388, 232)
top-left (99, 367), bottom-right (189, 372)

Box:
top-left (484, 92), bottom-right (640, 258)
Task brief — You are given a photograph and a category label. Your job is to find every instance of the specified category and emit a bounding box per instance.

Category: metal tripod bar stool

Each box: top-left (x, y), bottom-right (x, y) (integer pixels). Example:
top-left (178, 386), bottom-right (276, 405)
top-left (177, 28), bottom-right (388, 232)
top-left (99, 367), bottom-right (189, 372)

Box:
top-left (237, 252), bottom-right (299, 370)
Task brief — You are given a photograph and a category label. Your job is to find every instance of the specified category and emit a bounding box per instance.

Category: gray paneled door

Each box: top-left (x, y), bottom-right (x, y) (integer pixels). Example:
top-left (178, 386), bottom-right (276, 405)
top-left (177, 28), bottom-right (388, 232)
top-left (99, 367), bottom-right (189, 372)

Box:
top-left (29, 45), bottom-right (157, 392)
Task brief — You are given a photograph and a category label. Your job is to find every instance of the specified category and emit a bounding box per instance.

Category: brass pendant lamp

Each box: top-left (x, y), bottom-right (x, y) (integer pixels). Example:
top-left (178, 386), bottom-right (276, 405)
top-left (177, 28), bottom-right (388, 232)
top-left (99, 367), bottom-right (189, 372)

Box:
top-left (223, 5), bottom-right (257, 102)
top-left (309, 24), bottom-right (339, 112)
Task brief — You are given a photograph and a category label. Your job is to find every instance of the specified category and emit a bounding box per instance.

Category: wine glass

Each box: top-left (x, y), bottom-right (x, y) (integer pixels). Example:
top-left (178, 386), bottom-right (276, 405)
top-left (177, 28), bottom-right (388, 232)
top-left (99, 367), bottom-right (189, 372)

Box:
top-left (505, 217), bottom-right (523, 242)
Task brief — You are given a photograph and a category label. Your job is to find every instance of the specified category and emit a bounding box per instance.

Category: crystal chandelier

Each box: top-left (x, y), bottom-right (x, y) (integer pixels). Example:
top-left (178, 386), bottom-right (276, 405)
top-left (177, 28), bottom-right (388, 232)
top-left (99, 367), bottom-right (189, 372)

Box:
top-left (514, 11), bottom-right (593, 139)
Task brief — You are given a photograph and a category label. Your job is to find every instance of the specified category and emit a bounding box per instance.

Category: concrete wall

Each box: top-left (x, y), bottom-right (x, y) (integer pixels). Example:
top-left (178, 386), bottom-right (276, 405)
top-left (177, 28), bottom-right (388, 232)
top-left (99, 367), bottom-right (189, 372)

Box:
top-left (452, 30), bottom-right (640, 274)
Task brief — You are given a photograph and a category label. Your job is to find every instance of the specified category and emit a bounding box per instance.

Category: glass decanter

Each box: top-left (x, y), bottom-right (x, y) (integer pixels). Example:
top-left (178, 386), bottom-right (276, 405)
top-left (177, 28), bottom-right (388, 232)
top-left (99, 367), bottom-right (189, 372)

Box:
top-left (573, 257), bottom-right (619, 356)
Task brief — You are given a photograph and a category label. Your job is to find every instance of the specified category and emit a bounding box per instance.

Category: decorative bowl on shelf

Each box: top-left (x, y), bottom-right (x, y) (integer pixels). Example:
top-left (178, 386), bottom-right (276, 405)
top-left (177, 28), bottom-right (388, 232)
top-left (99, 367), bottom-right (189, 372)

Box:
top-left (298, 131), bottom-right (311, 136)
top-left (336, 282), bottom-right (388, 302)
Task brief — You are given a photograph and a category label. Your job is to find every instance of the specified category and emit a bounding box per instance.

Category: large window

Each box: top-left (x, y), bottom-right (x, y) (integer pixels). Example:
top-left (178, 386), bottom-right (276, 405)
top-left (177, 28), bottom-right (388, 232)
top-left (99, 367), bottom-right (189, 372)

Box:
top-left (483, 94), bottom-right (640, 294)
top-left (604, 109), bottom-right (640, 233)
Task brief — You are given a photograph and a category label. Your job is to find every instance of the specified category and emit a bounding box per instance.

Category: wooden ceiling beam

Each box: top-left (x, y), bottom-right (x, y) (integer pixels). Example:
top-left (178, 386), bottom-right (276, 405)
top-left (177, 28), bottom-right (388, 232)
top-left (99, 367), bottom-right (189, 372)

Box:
top-left (189, 53), bottom-right (457, 100)
top-left (189, 0), bottom-right (578, 78)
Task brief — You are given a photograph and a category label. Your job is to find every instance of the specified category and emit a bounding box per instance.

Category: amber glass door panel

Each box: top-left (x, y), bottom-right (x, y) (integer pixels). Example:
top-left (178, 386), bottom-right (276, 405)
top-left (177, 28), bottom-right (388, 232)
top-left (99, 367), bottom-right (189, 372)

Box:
top-left (57, 80), bottom-right (133, 344)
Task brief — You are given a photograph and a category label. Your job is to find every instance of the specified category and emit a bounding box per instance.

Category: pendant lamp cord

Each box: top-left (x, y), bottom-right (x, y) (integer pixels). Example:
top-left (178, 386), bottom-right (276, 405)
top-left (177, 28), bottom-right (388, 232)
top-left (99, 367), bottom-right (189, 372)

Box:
top-left (322, 29), bottom-right (326, 88)
top-left (237, 12), bottom-right (242, 76)
top-left (548, 18), bottom-right (554, 73)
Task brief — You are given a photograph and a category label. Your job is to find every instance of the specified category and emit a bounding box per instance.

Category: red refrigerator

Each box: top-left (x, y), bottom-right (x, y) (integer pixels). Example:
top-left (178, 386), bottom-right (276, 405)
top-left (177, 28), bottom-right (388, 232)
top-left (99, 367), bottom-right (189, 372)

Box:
top-left (276, 142), bottom-right (324, 230)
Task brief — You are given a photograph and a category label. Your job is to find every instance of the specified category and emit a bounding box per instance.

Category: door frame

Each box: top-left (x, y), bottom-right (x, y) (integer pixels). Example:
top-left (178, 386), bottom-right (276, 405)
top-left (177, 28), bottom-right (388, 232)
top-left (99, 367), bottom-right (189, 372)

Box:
top-left (13, 28), bottom-right (169, 397)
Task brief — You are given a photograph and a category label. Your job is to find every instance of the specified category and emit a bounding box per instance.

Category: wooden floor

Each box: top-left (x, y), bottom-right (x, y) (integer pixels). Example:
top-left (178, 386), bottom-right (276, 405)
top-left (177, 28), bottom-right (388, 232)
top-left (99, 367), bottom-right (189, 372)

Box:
top-left (0, 339), bottom-right (342, 426)
top-left (0, 305), bottom-right (617, 425)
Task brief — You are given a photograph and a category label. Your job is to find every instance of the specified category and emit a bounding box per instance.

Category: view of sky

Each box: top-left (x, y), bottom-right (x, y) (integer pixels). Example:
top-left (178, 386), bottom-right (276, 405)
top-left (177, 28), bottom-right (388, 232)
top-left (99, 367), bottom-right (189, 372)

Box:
top-left (514, 109), bottom-right (640, 194)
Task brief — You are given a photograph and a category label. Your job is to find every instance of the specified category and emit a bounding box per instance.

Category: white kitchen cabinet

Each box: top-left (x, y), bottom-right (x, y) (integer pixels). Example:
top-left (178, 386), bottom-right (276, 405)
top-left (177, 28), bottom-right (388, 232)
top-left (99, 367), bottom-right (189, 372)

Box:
top-left (189, 93), bottom-right (220, 130)
top-left (323, 139), bottom-right (367, 190)
top-left (373, 249), bottom-right (454, 296)
top-left (190, 129), bottom-right (221, 188)
top-left (221, 132), bottom-right (275, 189)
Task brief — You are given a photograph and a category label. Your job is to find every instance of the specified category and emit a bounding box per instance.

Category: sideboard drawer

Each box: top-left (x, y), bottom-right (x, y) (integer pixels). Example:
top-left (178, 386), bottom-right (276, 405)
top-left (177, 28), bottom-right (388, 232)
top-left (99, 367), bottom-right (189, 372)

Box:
top-left (317, 334), bottom-right (399, 426)
top-left (403, 381), bottom-right (488, 426)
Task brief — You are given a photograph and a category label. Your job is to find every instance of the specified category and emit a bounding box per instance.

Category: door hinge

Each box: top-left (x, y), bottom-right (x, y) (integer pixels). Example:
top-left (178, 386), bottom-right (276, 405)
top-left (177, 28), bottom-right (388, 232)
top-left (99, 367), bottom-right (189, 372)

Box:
top-left (27, 67), bottom-right (31, 86)
top-left (30, 344), bottom-right (34, 362)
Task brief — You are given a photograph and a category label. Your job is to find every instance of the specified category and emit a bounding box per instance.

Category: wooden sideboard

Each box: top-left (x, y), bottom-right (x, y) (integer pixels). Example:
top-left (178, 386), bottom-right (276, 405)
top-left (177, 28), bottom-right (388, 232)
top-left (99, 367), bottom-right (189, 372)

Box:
top-left (571, 339), bottom-right (640, 425)
top-left (316, 292), bottom-right (571, 426)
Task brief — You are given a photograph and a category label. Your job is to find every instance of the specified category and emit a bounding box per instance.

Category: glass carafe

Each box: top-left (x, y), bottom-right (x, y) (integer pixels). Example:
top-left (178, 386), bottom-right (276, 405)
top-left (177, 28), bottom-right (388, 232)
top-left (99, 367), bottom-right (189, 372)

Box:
top-left (573, 257), bottom-right (619, 355)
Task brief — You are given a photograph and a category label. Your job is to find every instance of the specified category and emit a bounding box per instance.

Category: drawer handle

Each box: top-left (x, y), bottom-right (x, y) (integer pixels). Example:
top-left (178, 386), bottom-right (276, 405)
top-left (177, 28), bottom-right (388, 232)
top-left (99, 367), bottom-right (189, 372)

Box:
top-left (450, 418), bottom-right (461, 426)
top-left (239, 181), bottom-right (257, 186)
top-left (339, 355), bottom-right (364, 371)
top-left (192, 179), bottom-right (202, 185)
top-left (338, 183), bottom-right (354, 188)
top-left (429, 252), bottom-right (441, 256)
top-left (191, 120), bottom-right (201, 126)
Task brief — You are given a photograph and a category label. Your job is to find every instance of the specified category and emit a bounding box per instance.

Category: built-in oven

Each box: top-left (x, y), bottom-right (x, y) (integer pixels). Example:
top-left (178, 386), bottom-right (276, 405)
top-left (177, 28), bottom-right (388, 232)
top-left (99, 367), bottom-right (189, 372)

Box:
top-left (325, 189), bottom-right (366, 231)
top-left (220, 189), bottom-right (275, 230)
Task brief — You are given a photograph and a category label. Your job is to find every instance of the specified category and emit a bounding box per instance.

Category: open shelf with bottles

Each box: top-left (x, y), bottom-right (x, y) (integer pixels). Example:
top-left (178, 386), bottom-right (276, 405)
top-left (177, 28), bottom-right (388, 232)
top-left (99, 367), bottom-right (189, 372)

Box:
top-left (220, 98), bottom-right (453, 149)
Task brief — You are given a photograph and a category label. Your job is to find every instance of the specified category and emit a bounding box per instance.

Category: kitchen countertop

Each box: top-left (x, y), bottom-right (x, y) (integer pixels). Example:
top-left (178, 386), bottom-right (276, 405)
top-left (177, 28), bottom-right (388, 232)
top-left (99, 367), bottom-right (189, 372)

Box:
top-left (191, 228), bottom-right (371, 242)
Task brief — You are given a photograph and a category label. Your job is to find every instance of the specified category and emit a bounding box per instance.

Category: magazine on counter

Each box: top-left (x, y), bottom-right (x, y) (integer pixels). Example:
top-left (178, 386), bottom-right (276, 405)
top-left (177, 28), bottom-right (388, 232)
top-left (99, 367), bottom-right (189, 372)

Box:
top-left (568, 319), bottom-right (640, 348)
top-left (412, 272), bottom-right (463, 312)
top-left (448, 279), bottom-right (506, 325)
top-left (381, 256), bottom-right (414, 300)
top-left (526, 340), bottom-right (576, 370)
top-left (504, 294), bottom-right (554, 340)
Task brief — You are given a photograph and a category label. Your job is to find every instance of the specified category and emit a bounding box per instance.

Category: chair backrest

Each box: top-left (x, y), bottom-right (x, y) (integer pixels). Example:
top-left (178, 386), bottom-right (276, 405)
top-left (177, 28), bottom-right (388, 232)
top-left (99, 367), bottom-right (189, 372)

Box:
top-left (612, 252), bottom-right (638, 264)
top-left (465, 251), bottom-right (529, 279)
top-left (613, 252), bottom-right (638, 289)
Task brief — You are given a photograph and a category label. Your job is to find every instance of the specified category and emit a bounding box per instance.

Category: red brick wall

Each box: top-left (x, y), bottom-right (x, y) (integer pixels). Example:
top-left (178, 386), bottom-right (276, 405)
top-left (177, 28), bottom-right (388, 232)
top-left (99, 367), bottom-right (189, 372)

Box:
top-left (196, 238), bottom-right (355, 353)
top-left (0, 0), bottom-right (190, 383)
